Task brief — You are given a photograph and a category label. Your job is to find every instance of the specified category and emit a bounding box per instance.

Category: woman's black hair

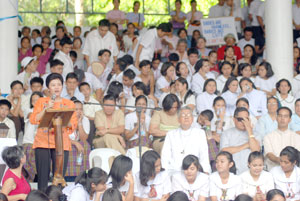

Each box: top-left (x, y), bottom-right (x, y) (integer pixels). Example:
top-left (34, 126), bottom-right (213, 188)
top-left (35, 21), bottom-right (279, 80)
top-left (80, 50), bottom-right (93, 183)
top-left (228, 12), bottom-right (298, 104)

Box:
top-left (135, 95), bottom-right (148, 106)
top-left (213, 96), bottom-right (225, 107)
top-left (200, 109), bottom-right (214, 121)
top-left (30, 91), bottom-right (44, 108)
top-left (266, 189), bottom-right (286, 201)
top-left (139, 60), bottom-right (151, 68)
top-left (2, 145), bottom-right (24, 169)
top-left (167, 191), bottom-right (189, 201)
top-left (296, 98), bottom-right (300, 106)
top-left (236, 97), bottom-right (249, 107)
top-left (106, 81), bottom-right (123, 100)
top-left (280, 146), bottom-right (300, 167)
top-left (182, 154), bottom-right (203, 172)
top-left (98, 49), bottom-right (112, 57)
top-left (258, 61), bottom-right (274, 78)
top-left (195, 59), bottom-right (209, 73)
top-left (132, 81), bottom-right (148, 96)
top-left (203, 78), bottom-right (217, 94)
top-left (248, 151), bottom-right (264, 164)
top-left (32, 44), bottom-right (44, 53)
top-left (276, 79), bottom-right (292, 94)
top-left (21, 36), bottom-right (30, 44)
top-left (102, 188), bottom-right (123, 201)
top-left (175, 77), bottom-right (193, 104)
top-left (175, 62), bottom-right (188, 77)
top-left (152, 53), bottom-right (161, 62)
top-left (0, 193), bottom-right (8, 201)
top-left (45, 73), bottom-right (64, 88)
top-left (73, 36), bottom-right (83, 45)
top-left (244, 44), bottom-right (258, 66)
top-left (234, 194), bottom-right (253, 201)
top-left (140, 150), bottom-right (162, 186)
top-left (109, 155), bottom-right (133, 189)
top-left (75, 167), bottom-right (108, 196)
top-left (237, 63), bottom-right (252, 76)
top-left (296, 62), bottom-right (300, 75)
top-left (218, 61), bottom-right (233, 75)
top-left (222, 76), bottom-right (238, 93)
top-left (45, 185), bottom-right (67, 201)
top-left (161, 62), bottom-right (174, 76)
top-left (216, 151), bottom-right (237, 174)
top-left (162, 93), bottom-right (181, 112)
top-left (25, 190), bottom-right (50, 201)
top-left (239, 77), bottom-right (257, 89)
top-left (177, 28), bottom-right (187, 37)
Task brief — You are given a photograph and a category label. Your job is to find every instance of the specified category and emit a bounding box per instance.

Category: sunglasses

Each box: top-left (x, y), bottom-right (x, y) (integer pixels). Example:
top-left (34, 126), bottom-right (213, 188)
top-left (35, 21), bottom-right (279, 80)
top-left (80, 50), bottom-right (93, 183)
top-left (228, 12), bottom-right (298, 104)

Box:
top-left (236, 117), bottom-right (244, 122)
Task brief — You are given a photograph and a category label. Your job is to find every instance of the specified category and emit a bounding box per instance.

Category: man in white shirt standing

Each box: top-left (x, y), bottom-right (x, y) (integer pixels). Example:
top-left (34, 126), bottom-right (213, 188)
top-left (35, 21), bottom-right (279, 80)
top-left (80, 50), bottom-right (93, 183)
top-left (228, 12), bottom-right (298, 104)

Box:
top-left (293, 0), bottom-right (300, 41)
top-left (161, 106), bottom-right (211, 174)
top-left (264, 107), bottom-right (300, 171)
top-left (224, 0), bottom-right (244, 37)
top-left (83, 19), bottom-right (119, 67)
top-left (54, 37), bottom-right (74, 78)
top-left (134, 23), bottom-right (172, 67)
top-left (248, 0), bottom-right (263, 40)
top-left (209, 0), bottom-right (226, 18)
top-left (237, 27), bottom-right (255, 55)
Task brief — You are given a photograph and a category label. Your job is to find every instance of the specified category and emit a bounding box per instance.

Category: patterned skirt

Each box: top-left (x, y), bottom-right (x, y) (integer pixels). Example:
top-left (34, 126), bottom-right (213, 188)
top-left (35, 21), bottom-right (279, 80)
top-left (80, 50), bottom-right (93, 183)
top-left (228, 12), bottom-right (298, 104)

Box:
top-left (126, 136), bottom-right (152, 149)
top-left (23, 143), bottom-right (36, 182)
top-left (207, 139), bottom-right (219, 172)
top-left (65, 141), bottom-right (91, 177)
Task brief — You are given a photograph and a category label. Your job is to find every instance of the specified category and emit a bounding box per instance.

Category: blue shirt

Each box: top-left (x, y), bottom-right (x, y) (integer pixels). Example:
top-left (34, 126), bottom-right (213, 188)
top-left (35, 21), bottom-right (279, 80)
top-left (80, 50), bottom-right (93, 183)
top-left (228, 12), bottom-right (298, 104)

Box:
top-left (255, 113), bottom-right (278, 139)
top-left (61, 86), bottom-right (85, 102)
top-left (290, 114), bottom-right (300, 132)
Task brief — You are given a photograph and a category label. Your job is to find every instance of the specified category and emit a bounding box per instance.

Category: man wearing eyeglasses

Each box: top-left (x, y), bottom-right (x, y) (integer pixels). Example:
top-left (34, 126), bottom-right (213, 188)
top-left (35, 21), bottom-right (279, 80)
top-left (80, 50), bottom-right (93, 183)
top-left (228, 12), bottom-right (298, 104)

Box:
top-left (220, 107), bottom-right (261, 174)
top-left (264, 107), bottom-right (300, 171)
top-left (161, 106), bottom-right (211, 174)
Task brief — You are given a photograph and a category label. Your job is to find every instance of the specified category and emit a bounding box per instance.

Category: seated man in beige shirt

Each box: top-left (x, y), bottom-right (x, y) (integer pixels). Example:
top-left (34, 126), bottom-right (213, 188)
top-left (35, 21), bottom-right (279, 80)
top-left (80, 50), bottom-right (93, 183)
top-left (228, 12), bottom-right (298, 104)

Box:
top-left (94, 94), bottom-right (126, 154)
top-left (264, 107), bottom-right (300, 170)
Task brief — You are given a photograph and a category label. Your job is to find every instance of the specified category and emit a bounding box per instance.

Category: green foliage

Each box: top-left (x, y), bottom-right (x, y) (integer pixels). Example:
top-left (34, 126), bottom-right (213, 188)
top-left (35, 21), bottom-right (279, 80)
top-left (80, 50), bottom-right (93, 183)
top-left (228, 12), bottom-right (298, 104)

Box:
top-left (19, 0), bottom-right (219, 27)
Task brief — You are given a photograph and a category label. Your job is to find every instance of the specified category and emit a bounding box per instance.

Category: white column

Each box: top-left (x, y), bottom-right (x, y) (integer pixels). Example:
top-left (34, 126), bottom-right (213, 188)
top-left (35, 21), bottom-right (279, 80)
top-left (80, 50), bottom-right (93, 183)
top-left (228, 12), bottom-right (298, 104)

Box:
top-left (0, 0), bottom-right (18, 94)
top-left (265, 0), bottom-right (293, 81)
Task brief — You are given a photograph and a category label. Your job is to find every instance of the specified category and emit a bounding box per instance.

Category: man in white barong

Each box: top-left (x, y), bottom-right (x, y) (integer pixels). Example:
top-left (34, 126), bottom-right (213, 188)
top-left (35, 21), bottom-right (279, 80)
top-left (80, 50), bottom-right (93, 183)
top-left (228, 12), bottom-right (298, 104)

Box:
top-left (161, 106), bottom-right (211, 173)
top-left (264, 107), bottom-right (300, 171)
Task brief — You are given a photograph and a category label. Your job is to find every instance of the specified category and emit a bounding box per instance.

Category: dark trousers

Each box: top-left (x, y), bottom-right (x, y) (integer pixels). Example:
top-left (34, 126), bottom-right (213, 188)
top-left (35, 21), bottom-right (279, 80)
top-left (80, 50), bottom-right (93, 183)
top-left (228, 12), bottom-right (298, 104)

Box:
top-left (251, 26), bottom-right (264, 41)
top-left (293, 29), bottom-right (300, 42)
top-left (35, 148), bottom-right (69, 192)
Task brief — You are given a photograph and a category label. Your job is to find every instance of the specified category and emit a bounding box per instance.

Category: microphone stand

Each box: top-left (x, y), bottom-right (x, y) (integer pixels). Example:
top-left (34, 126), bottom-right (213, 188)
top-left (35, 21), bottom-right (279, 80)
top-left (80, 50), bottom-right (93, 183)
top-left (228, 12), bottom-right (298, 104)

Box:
top-left (84, 102), bottom-right (161, 168)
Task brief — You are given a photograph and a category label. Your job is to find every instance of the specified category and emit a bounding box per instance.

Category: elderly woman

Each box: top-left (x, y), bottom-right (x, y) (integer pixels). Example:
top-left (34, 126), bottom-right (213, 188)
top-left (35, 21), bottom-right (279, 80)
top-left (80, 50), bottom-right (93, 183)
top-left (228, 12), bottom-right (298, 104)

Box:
top-left (30, 73), bottom-right (77, 191)
top-left (1, 146), bottom-right (31, 201)
top-left (149, 94), bottom-right (181, 155)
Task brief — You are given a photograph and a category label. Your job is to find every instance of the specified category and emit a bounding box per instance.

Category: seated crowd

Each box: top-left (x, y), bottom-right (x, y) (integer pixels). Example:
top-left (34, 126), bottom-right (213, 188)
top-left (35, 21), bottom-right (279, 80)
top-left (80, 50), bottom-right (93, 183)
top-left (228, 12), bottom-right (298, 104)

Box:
top-left (2, 0), bottom-right (300, 200)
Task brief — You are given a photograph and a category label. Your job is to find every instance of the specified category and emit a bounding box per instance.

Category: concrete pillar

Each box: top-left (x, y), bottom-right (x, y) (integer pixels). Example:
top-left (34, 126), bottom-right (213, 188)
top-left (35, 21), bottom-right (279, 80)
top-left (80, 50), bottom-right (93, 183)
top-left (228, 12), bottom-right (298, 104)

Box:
top-left (265, 0), bottom-right (293, 81)
top-left (0, 0), bottom-right (18, 94)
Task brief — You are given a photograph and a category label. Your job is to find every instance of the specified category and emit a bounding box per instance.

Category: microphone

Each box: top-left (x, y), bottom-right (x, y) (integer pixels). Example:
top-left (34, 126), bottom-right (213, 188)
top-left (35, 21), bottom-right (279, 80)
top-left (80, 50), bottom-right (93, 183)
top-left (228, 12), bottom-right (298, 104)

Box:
top-left (51, 94), bottom-right (56, 101)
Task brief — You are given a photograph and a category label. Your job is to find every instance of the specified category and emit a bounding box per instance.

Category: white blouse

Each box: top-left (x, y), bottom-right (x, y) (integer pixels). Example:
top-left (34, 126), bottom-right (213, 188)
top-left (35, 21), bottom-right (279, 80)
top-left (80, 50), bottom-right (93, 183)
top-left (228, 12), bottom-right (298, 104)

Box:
top-left (125, 112), bottom-right (151, 141)
top-left (196, 92), bottom-right (217, 114)
top-left (276, 93), bottom-right (296, 112)
top-left (240, 170), bottom-right (274, 197)
top-left (242, 89), bottom-right (267, 117)
top-left (155, 76), bottom-right (170, 97)
top-left (216, 75), bottom-right (228, 94)
top-left (221, 90), bottom-right (239, 117)
top-left (135, 171), bottom-right (172, 199)
top-left (191, 72), bottom-right (215, 96)
top-left (271, 166), bottom-right (300, 201)
top-left (254, 75), bottom-right (277, 93)
top-left (209, 172), bottom-right (242, 201)
top-left (172, 171), bottom-right (209, 200)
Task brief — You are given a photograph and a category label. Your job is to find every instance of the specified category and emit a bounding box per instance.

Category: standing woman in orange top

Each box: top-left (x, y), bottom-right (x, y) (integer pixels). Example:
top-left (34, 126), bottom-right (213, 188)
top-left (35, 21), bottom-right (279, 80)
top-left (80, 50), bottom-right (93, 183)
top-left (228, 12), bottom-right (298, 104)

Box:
top-left (30, 73), bottom-right (77, 192)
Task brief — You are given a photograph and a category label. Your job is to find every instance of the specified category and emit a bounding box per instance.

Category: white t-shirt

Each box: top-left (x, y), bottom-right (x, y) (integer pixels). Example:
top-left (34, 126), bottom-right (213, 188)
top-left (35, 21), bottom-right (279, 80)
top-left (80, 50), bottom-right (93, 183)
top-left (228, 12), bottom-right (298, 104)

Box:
top-left (172, 171), bottom-right (209, 200)
top-left (69, 116), bottom-right (90, 141)
top-left (135, 171), bottom-right (172, 199)
top-left (82, 29), bottom-right (118, 64)
top-left (84, 72), bottom-right (103, 92)
top-left (293, 4), bottom-right (300, 28)
top-left (249, 0), bottom-right (263, 26)
top-left (63, 183), bottom-right (92, 201)
top-left (216, 75), bottom-right (228, 93)
top-left (209, 4), bottom-right (225, 18)
top-left (224, 6), bottom-right (244, 33)
top-left (237, 38), bottom-right (255, 55)
top-left (196, 92), bottom-right (217, 114)
top-left (241, 89), bottom-right (267, 117)
top-left (191, 72), bottom-right (215, 96)
top-left (155, 76), bottom-right (171, 97)
top-left (292, 74), bottom-right (300, 96)
top-left (23, 108), bottom-right (38, 144)
top-left (271, 166), bottom-right (300, 201)
top-left (254, 75), bottom-right (277, 93)
top-left (186, 11), bottom-right (203, 36)
top-left (240, 170), bottom-right (274, 197)
top-left (125, 112), bottom-right (151, 141)
top-left (54, 50), bottom-right (74, 78)
top-left (134, 28), bottom-right (158, 62)
top-left (209, 172), bottom-right (242, 201)
top-left (83, 96), bottom-right (102, 118)
top-left (221, 90), bottom-right (238, 117)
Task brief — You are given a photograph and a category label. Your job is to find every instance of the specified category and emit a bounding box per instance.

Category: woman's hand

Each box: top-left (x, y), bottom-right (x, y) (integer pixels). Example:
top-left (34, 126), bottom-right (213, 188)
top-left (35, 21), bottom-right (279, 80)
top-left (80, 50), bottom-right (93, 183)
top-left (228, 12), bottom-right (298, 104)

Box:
top-left (74, 141), bottom-right (84, 153)
top-left (124, 171), bottom-right (134, 184)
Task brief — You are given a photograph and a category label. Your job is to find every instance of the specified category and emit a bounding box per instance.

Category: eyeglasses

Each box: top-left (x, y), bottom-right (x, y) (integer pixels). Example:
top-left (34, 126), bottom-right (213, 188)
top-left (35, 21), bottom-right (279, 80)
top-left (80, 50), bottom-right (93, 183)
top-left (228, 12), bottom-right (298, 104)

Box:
top-left (180, 113), bottom-right (193, 117)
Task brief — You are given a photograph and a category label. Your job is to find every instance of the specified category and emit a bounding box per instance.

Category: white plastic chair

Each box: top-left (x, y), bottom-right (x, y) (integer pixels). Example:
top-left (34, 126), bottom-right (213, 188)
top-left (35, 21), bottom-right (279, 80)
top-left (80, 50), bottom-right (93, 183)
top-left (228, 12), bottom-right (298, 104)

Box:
top-left (89, 148), bottom-right (121, 174)
top-left (126, 146), bottom-right (151, 174)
